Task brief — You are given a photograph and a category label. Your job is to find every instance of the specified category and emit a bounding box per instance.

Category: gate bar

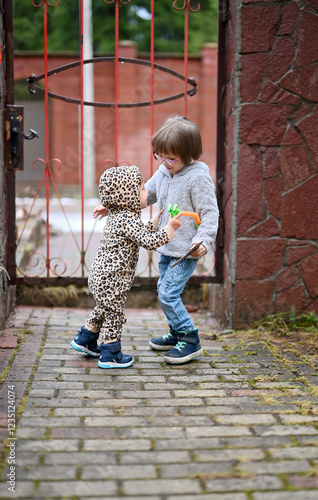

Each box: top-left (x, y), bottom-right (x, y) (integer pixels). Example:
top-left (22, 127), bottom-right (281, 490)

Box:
top-left (43, 1), bottom-right (51, 277)
top-left (80, 0), bottom-right (85, 275)
top-left (3, 0), bottom-right (16, 283)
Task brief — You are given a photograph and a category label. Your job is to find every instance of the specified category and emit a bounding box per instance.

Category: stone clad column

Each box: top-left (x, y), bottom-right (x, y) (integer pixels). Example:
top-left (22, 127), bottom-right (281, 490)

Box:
top-left (213, 0), bottom-right (318, 328)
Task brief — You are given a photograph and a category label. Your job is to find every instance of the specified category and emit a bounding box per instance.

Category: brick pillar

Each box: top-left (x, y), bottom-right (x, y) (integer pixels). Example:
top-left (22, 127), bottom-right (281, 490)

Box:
top-left (213, 0), bottom-right (318, 328)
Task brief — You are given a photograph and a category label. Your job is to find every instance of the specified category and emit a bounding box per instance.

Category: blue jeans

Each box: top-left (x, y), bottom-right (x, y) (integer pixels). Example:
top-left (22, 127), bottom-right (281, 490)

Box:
top-left (157, 254), bottom-right (198, 332)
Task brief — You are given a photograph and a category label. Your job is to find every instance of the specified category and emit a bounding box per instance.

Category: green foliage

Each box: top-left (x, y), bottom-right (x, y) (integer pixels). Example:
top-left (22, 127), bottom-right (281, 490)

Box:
top-left (13, 0), bottom-right (218, 54)
top-left (255, 307), bottom-right (318, 335)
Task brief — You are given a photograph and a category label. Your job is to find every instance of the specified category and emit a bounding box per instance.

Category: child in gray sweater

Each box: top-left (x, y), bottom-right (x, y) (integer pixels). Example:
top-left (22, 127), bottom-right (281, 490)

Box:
top-left (146, 115), bottom-right (219, 364)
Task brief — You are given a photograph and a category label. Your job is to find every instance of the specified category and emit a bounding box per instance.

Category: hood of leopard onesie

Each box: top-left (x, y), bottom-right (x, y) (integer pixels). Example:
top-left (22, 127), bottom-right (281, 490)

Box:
top-left (98, 165), bottom-right (142, 215)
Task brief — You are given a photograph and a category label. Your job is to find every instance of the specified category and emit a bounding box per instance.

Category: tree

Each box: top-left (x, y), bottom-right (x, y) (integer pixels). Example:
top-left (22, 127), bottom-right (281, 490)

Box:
top-left (13, 0), bottom-right (218, 54)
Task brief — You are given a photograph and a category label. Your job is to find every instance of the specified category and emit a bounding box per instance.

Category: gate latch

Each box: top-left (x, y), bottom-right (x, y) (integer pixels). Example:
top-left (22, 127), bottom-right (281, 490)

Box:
top-left (12, 126), bottom-right (39, 141)
top-left (7, 105), bottom-right (39, 171)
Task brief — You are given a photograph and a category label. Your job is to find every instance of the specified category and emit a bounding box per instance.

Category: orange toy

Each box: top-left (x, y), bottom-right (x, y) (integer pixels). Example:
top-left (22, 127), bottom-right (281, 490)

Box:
top-left (168, 204), bottom-right (201, 227)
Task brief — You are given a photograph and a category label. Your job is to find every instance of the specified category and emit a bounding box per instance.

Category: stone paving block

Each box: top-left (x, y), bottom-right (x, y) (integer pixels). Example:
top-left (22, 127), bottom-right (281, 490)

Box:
top-left (109, 406), bottom-right (177, 417)
top-left (220, 436), bottom-right (293, 448)
top-left (32, 373), bottom-right (60, 381)
top-left (145, 397), bottom-right (205, 406)
top-left (241, 404), bottom-right (300, 414)
top-left (84, 438), bottom-right (152, 451)
top-left (205, 396), bottom-right (260, 405)
top-left (279, 414), bottom-right (318, 424)
top-left (31, 380), bottom-right (85, 389)
top-left (53, 407), bottom-right (113, 417)
top-left (205, 475), bottom-right (283, 492)
top-left (253, 424), bottom-right (318, 436)
top-left (214, 414), bottom-right (277, 425)
top-left (57, 389), bottom-right (114, 398)
top-left (36, 360), bottom-right (62, 367)
top-left (289, 475), bottom-right (318, 488)
top-left (87, 397), bottom-right (144, 407)
top-left (121, 478), bottom-right (201, 496)
top-left (25, 397), bottom-right (85, 408)
top-left (50, 427), bottom-right (116, 439)
top-left (174, 389), bottom-right (227, 397)
top-left (160, 460), bottom-right (234, 478)
top-left (118, 426), bottom-right (185, 439)
top-left (238, 459), bottom-right (311, 475)
top-left (16, 439), bottom-right (80, 452)
top-left (82, 464), bottom-right (157, 480)
top-left (145, 415), bottom-right (214, 427)
top-left (16, 451), bottom-right (41, 466)
top-left (268, 446), bottom-right (318, 459)
top-left (195, 448), bottom-right (266, 462)
top-left (0, 480), bottom-right (35, 498)
top-left (120, 450), bottom-right (190, 464)
top-left (179, 405), bottom-right (241, 415)
top-left (168, 495), bottom-right (248, 500)
top-left (82, 497), bottom-right (161, 500)
top-left (84, 416), bottom-right (150, 427)
top-left (186, 425), bottom-right (252, 438)
top-left (297, 435), bottom-right (318, 446)
top-left (36, 366), bottom-right (87, 374)
top-left (12, 465), bottom-right (78, 480)
top-left (44, 451), bottom-right (117, 465)
top-left (87, 381), bottom-right (143, 390)
top-left (18, 416), bottom-right (81, 427)
top-left (253, 492), bottom-right (318, 500)
top-left (35, 480), bottom-right (118, 497)
top-left (155, 437), bottom-right (223, 450)
top-left (116, 389), bottom-right (172, 398)
top-left (15, 427), bottom-right (46, 439)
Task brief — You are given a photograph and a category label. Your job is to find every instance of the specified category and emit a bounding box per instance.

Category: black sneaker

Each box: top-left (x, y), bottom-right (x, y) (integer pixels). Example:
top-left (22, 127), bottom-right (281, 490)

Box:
top-left (164, 328), bottom-right (203, 364)
top-left (149, 327), bottom-right (178, 351)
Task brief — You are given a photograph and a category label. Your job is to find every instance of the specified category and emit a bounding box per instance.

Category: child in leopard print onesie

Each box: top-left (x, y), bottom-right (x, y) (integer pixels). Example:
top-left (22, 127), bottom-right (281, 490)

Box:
top-left (71, 165), bottom-right (181, 369)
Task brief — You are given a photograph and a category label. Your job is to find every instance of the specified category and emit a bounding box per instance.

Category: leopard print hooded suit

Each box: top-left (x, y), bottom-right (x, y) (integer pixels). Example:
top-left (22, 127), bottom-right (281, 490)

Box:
top-left (85, 165), bottom-right (174, 341)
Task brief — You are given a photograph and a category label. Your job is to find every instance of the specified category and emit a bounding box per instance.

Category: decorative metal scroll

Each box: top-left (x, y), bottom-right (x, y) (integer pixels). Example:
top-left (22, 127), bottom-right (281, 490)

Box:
top-left (173, 0), bottom-right (200, 12)
top-left (27, 57), bottom-right (197, 108)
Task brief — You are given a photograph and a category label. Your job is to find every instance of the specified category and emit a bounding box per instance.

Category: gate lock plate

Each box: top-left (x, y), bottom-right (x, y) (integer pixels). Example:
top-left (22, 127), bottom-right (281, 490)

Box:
top-left (6, 105), bottom-right (39, 171)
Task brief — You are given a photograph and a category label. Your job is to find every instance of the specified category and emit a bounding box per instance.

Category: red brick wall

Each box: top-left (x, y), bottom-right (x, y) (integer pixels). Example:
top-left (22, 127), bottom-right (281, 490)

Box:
top-left (14, 43), bottom-right (217, 186)
top-left (213, 0), bottom-right (318, 328)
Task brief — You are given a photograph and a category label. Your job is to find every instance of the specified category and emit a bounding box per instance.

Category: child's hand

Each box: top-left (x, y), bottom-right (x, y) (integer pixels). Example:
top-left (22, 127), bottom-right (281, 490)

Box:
top-left (93, 205), bottom-right (108, 220)
top-left (190, 243), bottom-right (206, 258)
top-left (152, 208), bottom-right (164, 228)
top-left (168, 212), bottom-right (182, 231)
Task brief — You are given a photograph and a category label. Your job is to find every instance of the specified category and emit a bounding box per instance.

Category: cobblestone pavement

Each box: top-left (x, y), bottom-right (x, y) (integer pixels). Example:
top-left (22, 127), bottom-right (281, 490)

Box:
top-left (1, 306), bottom-right (318, 499)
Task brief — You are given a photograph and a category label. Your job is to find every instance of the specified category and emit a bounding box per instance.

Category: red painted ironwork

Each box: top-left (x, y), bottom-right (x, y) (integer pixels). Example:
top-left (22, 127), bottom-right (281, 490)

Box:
top-left (150, 0), bottom-right (155, 182)
top-left (15, 0), bottom-right (217, 284)
top-left (80, 0), bottom-right (85, 275)
top-left (173, 1), bottom-right (201, 116)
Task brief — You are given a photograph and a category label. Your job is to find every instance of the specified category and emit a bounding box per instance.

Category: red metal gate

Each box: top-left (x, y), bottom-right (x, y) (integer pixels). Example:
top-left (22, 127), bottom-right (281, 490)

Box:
top-left (7, 0), bottom-right (224, 287)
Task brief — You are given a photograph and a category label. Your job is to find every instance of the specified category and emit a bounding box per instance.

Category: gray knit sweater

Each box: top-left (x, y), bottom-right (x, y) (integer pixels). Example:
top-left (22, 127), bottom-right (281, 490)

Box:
top-left (145, 161), bottom-right (219, 258)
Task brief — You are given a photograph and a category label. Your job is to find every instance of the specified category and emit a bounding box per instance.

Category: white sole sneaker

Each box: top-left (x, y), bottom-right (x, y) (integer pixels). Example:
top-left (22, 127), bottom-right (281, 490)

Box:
top-left (70, 340), bottom-right (100, 357)
top-left (164, 347), bottom-right (203, 364)
top-left (149, 340), bottom-right (177, 351)
top-left (98, 359), bottom-right (134, 369)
